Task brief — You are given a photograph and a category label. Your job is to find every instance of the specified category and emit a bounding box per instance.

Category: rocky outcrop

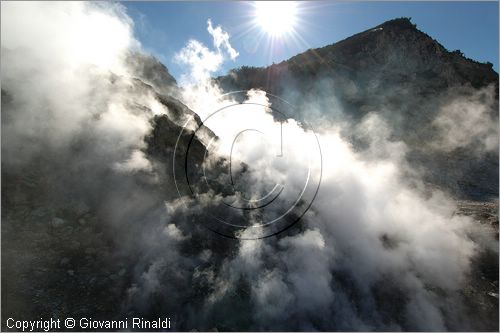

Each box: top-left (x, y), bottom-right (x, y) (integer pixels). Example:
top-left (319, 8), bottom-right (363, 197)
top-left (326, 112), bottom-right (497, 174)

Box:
top-left (126, 52), bottom-right (180, 97)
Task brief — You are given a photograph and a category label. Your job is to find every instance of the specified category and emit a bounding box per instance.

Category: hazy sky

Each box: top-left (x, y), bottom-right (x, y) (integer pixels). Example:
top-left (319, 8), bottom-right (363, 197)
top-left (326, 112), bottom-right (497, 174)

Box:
top-left (124, 1), bottom-right (499, 81)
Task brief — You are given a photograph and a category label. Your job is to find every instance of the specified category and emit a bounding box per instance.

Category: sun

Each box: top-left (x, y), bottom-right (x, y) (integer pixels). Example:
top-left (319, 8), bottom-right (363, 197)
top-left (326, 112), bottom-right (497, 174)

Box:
top-left (254, 1), bottom-right (298, 37)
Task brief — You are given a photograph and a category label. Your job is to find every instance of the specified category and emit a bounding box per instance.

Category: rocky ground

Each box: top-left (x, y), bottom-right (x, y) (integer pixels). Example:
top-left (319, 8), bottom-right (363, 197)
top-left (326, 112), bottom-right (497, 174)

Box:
top-left (1, 171), bottom-right (128, 325)
top-left (2, 168), bottom-right (498, 331)
top-left (456, 200), bottom-right (499, 331)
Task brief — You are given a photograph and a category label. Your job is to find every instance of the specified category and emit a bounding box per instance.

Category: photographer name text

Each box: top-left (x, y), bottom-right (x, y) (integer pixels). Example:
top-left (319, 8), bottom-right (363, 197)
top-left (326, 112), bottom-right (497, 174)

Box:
top-left (6, 317), bottom-right (171, 331)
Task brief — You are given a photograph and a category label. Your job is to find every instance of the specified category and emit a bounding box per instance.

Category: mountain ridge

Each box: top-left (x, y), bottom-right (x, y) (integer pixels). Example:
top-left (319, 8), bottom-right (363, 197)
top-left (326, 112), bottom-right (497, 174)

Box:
top-left (215, 17), bottom-right (499, 201)
top-left (217, 17), bottom-right (498, 94)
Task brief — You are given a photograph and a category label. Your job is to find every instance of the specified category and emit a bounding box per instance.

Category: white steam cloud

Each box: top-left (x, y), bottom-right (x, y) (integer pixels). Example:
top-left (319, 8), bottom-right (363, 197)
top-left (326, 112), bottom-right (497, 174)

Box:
top-left (207, 19), bottom-right (239, 61)
top-left (174, 86), bottom-right (486, 330)
top-left (432, 85), bottom-right (498, 153)
top-left (175, 19), bottom-right (238, 85)
top-left (1, 1), bottom-right (165, 171)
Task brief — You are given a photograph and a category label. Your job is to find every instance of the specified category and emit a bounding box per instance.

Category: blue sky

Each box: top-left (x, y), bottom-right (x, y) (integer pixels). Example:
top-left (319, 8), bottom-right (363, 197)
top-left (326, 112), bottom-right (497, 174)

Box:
top-left (124, 1), bottom-right (499, 81)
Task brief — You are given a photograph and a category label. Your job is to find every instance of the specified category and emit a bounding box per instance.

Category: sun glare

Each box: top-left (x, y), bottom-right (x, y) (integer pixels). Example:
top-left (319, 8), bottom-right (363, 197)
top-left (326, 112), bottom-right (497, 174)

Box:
top-left (254, 1), bottom-right (298, 37)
